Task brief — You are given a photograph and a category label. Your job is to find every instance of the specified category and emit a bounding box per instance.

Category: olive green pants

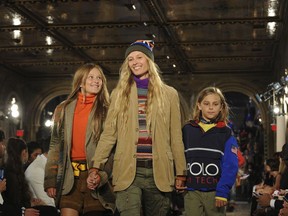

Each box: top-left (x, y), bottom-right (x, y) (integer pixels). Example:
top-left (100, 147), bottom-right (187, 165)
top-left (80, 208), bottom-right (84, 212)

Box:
top-left (184, 190), bottom-right (225, 216)
top-left (115, 167), bottom-right (171, 216)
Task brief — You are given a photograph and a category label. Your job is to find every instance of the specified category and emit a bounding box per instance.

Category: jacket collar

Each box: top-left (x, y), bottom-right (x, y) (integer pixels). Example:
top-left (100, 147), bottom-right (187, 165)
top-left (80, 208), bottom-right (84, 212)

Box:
top-left (189, 119), bottom-right (226, 128)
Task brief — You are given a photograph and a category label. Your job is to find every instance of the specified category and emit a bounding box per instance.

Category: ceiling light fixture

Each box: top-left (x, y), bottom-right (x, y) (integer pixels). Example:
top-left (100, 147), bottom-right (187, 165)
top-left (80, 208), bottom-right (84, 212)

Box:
top-left (46, 49), bottom-right (54, 55)
top-left (267, 0), bottom-right (278, 17)
top-left (145, 33), bottom-right (156, 39)
top-left (125, 3), bottom-right (136, 11)
top-left (47, 15), bottom-right (54, 24)
top-left (12, 14), bottom-right (21, 26)
top-left (46, 36), bottom-right (53, 45)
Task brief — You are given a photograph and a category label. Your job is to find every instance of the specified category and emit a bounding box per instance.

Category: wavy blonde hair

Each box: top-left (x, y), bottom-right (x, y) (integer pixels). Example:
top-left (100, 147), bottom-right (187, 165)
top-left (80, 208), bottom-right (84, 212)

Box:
top-left (112, 55), bottom-right (165, 131)
top-left (54, 63), bottom-right (110, 141)
top-left (192, 86), bottom-right (229, 124)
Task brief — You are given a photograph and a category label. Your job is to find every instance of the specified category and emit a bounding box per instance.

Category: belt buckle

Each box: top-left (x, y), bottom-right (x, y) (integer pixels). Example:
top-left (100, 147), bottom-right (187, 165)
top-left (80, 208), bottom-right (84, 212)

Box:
top-left (138, 159), bottom-right (152, 168)
top-left (144, 160), bottom-right (149, 168)
top-left (147, 160), bottom-right (152, 168)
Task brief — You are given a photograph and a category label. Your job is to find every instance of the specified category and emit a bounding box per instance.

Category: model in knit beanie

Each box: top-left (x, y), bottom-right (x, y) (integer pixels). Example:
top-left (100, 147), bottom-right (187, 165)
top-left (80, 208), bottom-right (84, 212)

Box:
top-left (88, 40), bottom-right (187, 216)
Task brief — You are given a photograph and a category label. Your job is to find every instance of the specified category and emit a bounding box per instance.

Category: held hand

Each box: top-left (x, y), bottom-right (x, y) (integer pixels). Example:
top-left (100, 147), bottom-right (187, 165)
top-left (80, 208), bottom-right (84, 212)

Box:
top-left (24, 208), bottom-right (40, 216)
top-left (215, 198), bottom-right (227, 207)
top-left (175, 176), bottom-right (187, 192)
top-left (87, 170), bottom-right (101, 190)
top-left (279, 189), bottom-right (286, 196)
top-left (31, 198), bottom-right (46, 206)
top-left (279, 207), bottom-right (288, 216)
top-left (257, 193), bottom-right (272, 207)
top-left (46, 187), bottom-right (57, 199)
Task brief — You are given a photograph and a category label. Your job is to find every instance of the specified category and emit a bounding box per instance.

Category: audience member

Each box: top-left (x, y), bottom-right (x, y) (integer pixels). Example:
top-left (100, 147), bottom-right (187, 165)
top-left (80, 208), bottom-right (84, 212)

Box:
top-left (0, 130), bottom-right (6, 216)
top-left (2, 137), bottom-right (40, 216)
top-left (255, 143), bottom-right (288, 216)
top-left (25, 138), bottom-right (58, 216)
top-left (279, 193), bottom-right (288, 216)
top-left (250, 158), bottom-right (280, 215)
top-left (24, 141), bottom-right (43, 170)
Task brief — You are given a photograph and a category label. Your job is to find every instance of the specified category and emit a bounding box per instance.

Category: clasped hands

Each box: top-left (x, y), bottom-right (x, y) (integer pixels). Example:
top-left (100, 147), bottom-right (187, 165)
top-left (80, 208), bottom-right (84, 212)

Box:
top-left (175, 176), bottom-right (186, 193)
top-left (87, 168), bottom-right (101, 190)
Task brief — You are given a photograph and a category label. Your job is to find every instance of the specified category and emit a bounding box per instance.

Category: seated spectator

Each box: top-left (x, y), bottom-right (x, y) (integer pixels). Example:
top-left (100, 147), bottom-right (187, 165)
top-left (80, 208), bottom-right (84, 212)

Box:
top-left (0, 130), bottom-right (6, 216)
top-left (279, 193), bottom-right (288, 215)
top-left (255, 143), bottom-right (288, 216)
top-left (256, 158), bottom-right (280, 193)
top-left (25, 138), bottom-right (58, 216)
top-left (2, 137), bottom-right (40, 216)
top-left (24, 141), bottom-right (43, 170)
top-left (275, 157), bottom-right (287, 190)
top-left (0, 130), bottom-right (6, 166)
top-left (250, 158), bottom-right (280, 215)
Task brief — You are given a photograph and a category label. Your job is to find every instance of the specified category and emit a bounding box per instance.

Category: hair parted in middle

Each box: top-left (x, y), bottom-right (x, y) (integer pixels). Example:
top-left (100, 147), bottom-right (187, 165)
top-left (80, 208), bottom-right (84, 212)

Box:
top-left (54, 63), bottom-right (110, 141)
top-left (192, 86), bottom-right (229, 124)
top-left (111, 54), bottom-right (166, 131)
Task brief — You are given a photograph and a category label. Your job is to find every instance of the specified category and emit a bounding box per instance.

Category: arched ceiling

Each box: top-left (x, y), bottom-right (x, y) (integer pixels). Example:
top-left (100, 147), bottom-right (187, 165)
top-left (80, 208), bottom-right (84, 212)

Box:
top-left (0, 0), bottom-right (287, 81)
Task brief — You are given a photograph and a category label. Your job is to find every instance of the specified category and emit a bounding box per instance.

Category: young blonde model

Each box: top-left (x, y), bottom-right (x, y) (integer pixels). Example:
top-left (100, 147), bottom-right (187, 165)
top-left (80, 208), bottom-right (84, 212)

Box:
top-left (44, 63), bottom-right (115, 216)
top-left (182, 87), bottom-right (238, 216)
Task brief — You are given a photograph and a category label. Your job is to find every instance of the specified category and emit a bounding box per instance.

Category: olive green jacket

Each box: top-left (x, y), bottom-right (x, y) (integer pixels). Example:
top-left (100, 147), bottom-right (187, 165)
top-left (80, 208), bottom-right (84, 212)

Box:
top-left (44, 99), bottom-right (115, 212)
top-left (92, 83), bottom-right (186, 192)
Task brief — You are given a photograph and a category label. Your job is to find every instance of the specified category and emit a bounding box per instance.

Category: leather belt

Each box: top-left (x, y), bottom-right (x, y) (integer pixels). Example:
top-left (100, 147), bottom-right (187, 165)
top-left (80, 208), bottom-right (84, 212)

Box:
top-left (136, 159), bottom-right (153, 168)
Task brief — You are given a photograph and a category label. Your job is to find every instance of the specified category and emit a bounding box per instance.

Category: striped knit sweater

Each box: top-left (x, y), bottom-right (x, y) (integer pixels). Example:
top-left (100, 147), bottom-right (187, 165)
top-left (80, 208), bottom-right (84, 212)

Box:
top-left (133, 76), bottom-right (152, 160)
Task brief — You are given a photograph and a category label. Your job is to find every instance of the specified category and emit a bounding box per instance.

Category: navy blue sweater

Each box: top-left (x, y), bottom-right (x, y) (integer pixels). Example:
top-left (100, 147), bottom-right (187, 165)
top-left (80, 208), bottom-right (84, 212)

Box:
top-left (182, 120), bottom-right (238, 199)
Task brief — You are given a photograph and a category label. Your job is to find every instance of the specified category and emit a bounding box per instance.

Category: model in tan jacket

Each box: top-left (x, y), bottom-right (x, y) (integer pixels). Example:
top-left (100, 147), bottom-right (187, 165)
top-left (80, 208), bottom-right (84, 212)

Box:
top-left (91, 83), bottom-right (186, 192)
top-left (87, 40), bottom-right (186, 216)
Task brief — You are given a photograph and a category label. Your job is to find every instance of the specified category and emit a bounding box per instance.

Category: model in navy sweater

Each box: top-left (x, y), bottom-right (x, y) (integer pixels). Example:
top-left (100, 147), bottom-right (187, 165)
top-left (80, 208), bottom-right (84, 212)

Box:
top-left (182, 87), bottom-right (238, 216)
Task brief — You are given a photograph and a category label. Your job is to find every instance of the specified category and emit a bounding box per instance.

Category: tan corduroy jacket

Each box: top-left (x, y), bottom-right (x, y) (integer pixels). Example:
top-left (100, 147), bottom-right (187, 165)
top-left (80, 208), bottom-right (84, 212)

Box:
top-left (92, 83), bottom-right (186, 192)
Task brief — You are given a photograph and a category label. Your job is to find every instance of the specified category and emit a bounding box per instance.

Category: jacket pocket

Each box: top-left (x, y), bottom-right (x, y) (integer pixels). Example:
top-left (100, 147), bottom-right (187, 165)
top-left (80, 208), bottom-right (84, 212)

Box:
top-left (112, 152), bottom-right (122, 184)
top-left (166, 151), bottom-right (174, 185)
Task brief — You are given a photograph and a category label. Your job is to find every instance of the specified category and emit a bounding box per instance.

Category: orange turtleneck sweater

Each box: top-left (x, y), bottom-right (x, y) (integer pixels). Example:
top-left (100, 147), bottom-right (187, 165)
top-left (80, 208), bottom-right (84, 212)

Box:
top-left (71, 93), bottom-right (95, 161)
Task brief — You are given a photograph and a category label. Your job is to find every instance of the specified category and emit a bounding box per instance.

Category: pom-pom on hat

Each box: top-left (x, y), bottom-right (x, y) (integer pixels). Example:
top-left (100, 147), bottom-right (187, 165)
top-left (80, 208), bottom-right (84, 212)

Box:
top-left (125, 40), bottom-right (154, 61)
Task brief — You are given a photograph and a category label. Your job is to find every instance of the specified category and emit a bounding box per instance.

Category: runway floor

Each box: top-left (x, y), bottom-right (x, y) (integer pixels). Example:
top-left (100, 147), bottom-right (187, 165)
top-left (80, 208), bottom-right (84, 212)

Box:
top-left (226, 201), bottom-right (251, 216)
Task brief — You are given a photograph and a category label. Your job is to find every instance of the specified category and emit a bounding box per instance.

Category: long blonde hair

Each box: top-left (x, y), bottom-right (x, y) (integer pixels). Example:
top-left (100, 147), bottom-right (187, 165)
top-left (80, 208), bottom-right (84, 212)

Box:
top-left (54, 63), bottom-right (110, 141)
top-left (192, 86), bottom-right (229, 124)
top-left (112, 55), bottom-right (165, 131)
